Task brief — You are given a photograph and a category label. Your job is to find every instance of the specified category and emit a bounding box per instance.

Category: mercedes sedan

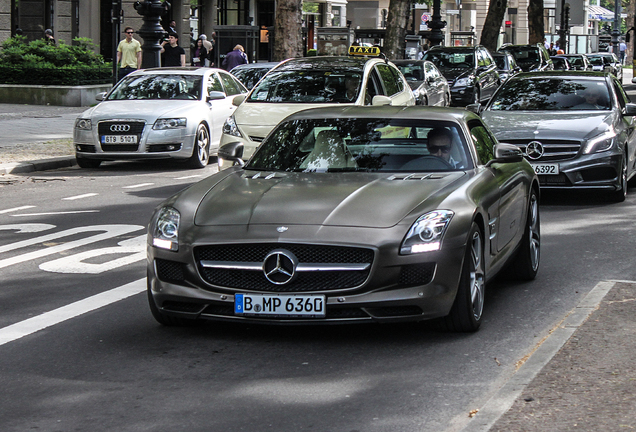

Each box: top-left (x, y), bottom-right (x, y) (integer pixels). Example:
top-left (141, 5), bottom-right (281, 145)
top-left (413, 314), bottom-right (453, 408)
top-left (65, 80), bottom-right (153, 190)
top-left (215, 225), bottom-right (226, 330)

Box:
top-left (147, 106), bottom-right (540, 332)
top-left (480, 71), bottom-right (636, 201)
top-left (73, 67), bottom-right (247, 169)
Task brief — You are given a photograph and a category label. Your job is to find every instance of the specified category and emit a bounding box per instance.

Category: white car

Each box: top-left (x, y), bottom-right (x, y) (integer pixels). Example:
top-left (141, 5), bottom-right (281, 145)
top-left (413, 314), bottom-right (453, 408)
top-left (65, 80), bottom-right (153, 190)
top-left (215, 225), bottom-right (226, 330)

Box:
top-left (73, 67), bottom-right (247, 169)
top-left (219, 54), bottom-right (416, 167)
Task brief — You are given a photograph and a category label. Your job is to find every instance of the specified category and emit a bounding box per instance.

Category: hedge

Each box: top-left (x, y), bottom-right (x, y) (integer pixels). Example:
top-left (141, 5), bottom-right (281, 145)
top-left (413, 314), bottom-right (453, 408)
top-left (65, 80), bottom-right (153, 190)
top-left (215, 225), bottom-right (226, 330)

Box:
top-left (0, 64), bottom-right (113, 85)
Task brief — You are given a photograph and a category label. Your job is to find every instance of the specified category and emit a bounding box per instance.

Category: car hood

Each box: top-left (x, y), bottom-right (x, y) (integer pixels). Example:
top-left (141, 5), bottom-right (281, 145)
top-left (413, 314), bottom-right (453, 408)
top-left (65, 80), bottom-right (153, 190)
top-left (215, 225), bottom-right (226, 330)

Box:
top-left (438, 68), bottom-right (471, 82)
top-left (192, 170), bottom-right (466, 228)
top-left (482, 110), bottom-right (614, 141)
top-left (81, 100), bottom-right (202, 121)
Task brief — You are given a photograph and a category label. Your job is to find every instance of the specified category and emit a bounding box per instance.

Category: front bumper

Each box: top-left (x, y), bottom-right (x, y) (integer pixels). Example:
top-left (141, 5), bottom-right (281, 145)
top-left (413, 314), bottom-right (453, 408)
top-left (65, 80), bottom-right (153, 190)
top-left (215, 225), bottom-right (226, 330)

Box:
top-left (534, 151), bottom-right (622, 190)
top-left (147, 223), bottom-right (467, 325)
top-left (449, 86), bottom-right (476, 107)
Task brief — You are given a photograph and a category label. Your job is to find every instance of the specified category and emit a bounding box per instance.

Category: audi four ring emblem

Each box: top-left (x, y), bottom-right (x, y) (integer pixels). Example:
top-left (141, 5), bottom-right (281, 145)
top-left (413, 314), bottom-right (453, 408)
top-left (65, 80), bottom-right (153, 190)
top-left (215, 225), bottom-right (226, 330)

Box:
top-left (110, 124), bottom-right (131, 132)
top-left (525, 141), bottom-right (544, 160)
top-left (262, 249), bottom-right (298, 285)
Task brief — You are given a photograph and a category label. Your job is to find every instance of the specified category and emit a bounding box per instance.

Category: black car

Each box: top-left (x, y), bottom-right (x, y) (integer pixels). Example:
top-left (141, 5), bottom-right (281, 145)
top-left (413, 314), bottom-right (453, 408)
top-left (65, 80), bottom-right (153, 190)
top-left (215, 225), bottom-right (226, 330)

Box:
top-left (230, 62), bottom-right (279, 90)
top-left (481, 71), bottom-right (636, 202)
top-left (491, 52), bottom-right (522, 82)
top-left (423, 45), bottom-right (500, 106)
top-left (586, 53), bottom-right (623, 81)
top-left (499, 44), bottom-right (554, 72)
top-left (392, 59), bottom-right (451, 106)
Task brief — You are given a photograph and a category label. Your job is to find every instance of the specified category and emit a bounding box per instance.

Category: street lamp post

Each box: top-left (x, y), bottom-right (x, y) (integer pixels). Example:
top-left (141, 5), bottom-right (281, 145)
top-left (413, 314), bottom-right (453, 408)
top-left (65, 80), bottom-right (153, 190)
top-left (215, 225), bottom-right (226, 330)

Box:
top-left (428, 0), bottom-right (447, 46)
top-left (133, 0), bottom-right (170, 68)
top-left (611, 0), bottom-right (621, 57)
top-left (558, 0), bottom-right (569, 53)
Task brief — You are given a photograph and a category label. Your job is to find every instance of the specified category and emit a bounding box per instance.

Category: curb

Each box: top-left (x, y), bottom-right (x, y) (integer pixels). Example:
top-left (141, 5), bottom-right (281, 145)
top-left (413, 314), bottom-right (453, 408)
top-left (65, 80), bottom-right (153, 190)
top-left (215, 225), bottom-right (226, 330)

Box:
top-left (459, 280), bottom-right (616, 432)
top-left (0, 156), bottom-right (76, 175)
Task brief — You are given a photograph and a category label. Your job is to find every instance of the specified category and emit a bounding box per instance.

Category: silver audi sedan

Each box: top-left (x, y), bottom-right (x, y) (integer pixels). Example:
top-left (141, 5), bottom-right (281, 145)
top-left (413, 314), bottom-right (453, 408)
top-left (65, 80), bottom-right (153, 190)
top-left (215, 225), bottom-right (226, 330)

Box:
top-left (73, 67), bottom-right (247, 169)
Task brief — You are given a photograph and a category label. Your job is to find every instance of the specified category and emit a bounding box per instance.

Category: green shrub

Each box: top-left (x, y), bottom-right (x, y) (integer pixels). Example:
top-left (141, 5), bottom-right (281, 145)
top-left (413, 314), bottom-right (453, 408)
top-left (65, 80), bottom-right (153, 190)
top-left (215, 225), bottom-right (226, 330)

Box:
top-left (306, 49), bottom-right (317, 57)
top-left (0, 36), bottom-right (112, 84)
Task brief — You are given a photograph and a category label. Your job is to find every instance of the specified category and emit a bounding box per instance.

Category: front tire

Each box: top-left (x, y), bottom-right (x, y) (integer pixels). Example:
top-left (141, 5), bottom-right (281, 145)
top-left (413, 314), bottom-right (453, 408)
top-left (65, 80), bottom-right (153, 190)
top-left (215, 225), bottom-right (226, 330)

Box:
top-left (76, 156), bottom-right (101, 169)
top-left (441, 223), bottom-right (485, 332)
top-left (509, 189), bottom-right (540, 280)
top-left (610, 154), bottom-right (627, 202)
top-left (187, 123), bottom-right (210, 169)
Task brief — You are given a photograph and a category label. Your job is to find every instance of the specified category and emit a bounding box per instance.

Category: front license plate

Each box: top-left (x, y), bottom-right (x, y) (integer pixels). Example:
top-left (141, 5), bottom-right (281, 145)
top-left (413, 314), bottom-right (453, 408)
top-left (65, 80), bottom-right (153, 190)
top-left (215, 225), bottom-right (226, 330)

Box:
top-left (235, 294), bottom-right (326, 318)
top-left (531, 163), bottom-right (559, 175)
top-left (101, 135), bottom-right (138, 144)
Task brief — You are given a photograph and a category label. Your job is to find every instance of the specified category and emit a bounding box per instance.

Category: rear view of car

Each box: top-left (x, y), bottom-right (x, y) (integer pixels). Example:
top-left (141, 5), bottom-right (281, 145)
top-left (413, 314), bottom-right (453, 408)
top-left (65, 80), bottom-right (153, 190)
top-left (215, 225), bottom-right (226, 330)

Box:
top-left (499, 44), bottom-right (554, 72)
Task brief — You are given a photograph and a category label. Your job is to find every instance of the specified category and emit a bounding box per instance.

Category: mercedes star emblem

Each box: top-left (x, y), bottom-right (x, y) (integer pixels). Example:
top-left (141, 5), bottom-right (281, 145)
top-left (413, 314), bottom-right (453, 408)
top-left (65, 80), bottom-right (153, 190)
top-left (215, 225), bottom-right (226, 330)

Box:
top-left (525, 141), bottom-right (544, 160)
top-left (263, 249), bottom-right (298, 285)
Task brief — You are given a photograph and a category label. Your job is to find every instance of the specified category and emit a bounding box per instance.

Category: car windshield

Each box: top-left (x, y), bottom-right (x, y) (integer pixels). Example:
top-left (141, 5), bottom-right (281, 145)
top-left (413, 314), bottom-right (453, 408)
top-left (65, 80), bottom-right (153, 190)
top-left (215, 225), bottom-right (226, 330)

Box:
top-left (248, 69), bottom-right (363, 103)
top-left (587, 56), bottom-right (605, 66)
top-left (246, 118), bottom-right (472, 172)
top-left (232, 67), bottom-right (272, 90)
top-left (506, 47), bottom-right (541, 70)
top-left (568, 57), bottom-right (584, 67)
top-left (493, 56), bottom-right (507, 69)
top-left (423, 50), bottom-right (474, 70)
top-left (395, 63), bottom-right (424, 81)
top-left (107, 74), bottom-right (203, 100)
top-left (489, 78), bottom-right (611, 111)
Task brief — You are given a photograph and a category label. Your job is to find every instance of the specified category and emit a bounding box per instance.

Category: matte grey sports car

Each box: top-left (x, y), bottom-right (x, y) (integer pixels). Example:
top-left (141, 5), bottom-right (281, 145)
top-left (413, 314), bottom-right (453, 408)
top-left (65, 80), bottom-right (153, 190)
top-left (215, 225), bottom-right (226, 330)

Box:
top-left (147, 106), bottom-right (540, 332)
top-left (480, 71), bottom-right (636, 201)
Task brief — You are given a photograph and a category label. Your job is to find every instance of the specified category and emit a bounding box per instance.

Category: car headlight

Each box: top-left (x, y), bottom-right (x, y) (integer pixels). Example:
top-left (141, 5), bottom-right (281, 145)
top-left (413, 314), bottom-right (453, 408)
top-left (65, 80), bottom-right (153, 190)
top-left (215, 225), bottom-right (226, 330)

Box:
top-left (222, 115), bottom-right (243, 137)
top-left (152, 207), bottom-right (180, 251)
top-left (412, 88), bottom-right (421, 99)
top-left (75, 118), bottom-right (92, 130)
top-left (582, 129), bottom-right (616, 154)
top-left (454, 77), bottom-right (473, 88)
top-left (153, 118), bottom-right (187, 130)
top-left (400, 210), bottom-right (454, 254)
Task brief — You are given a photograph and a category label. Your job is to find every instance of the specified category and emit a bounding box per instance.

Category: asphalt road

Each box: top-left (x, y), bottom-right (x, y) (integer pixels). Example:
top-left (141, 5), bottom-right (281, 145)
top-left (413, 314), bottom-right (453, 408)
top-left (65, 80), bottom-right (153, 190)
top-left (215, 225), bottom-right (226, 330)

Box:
top-left (1, 160), bottom-right (635, 432)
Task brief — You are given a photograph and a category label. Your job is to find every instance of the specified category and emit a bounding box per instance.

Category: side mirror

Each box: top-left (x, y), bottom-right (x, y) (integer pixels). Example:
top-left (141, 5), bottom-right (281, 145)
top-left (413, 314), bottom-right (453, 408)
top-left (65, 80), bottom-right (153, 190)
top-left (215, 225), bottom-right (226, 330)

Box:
top-left (207, 91), bottom-right (226, 101)
top-left (486, 143), bottom-right (523, 166)
top-left (465, 103), bottom-right (483, 115)
top-left (232, 94), bottom-right (247, 106)
top-left (624, 103), bottom-right (636, 116)
top-left (95, 92), bottom-right (107, 102)
top-left (371, 95), bottom-right (392, 106)
top-left (218, 142), bottom-right (245, 167)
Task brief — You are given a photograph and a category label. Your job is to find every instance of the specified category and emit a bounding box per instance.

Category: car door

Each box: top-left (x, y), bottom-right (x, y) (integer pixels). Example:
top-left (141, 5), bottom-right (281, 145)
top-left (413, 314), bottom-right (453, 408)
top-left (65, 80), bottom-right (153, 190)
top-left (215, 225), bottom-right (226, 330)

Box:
top-left (209, 71), bottom-right (242, 149)
top-left (425, 62), bottom-right (444, 106)
top-left (612, 78), bottom-right (636, 176)
top-left (375, 63), bottom-right (415, 106)
top-left (477, 48), bottom-right (499, 100)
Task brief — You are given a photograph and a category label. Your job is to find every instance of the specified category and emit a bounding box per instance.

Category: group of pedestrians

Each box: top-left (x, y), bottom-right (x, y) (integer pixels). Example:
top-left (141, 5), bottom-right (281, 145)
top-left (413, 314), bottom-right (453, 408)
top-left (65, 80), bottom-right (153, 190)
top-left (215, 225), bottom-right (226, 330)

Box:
top-left (116, 23), bottom-right (249, 81)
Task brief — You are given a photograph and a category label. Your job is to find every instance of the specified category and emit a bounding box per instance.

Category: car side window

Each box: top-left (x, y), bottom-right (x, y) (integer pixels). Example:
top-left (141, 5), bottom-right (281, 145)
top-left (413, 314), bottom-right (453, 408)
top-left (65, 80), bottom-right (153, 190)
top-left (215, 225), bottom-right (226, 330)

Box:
top-left (207, 74), bottom-right (224, 94)
top-left (481, 49), bottom-right (493, 66)
top-left (219, 72), bottom-right (242, 96)
top-left (469, 120), bottom-right (496, 165)
top-left (376, 64), bottom-right (400, 96)
top-left (612, 79), bottom-right (627, 110)
top-left (364, 69), bottom-right (383, 104)
top-left (389, 65), bottom-right (405, 92)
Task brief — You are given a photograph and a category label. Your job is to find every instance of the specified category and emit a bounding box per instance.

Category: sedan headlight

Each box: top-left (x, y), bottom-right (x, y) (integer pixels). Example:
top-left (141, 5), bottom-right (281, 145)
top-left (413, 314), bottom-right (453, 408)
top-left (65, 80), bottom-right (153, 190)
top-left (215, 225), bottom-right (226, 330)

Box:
top-left (400, 210), bottom-right (454, 254)
top-left (222, 115), bottom-right (243, 138)
top-left (412, 88), bottom-right (421, 99)
top-left (75, 118), bottom-right (92, 130)
top-left (454, 77), bottom-right (473, 88)
top-left (152, 207), bottom-right (180, 251)
top-left (153, 118), bottom-right (186, 130)
top-left (582, 129), bottom-right (616, 154)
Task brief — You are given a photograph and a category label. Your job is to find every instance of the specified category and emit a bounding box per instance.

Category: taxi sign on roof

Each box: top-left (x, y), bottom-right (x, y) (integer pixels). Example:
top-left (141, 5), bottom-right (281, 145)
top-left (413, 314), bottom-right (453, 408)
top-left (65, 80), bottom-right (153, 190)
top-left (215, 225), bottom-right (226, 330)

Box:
top-left (348, 45), bottom-right (381, 56)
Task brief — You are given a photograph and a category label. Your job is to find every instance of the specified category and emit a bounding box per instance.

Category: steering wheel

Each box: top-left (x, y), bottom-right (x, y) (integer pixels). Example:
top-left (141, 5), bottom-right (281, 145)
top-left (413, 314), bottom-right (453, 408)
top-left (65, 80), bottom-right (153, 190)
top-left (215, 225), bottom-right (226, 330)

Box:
top-left (401, 155), bottom-right (454, 171)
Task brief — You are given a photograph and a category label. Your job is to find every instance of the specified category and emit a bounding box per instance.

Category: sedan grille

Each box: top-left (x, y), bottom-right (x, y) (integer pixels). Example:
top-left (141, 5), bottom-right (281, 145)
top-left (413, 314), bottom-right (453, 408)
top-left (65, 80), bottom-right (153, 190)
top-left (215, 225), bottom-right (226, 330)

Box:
top-left (97, 121), bottom-right (145, 135)
top-left (193, 244), bottom-right (374, 292)
top-left (505, 139), bottom-right (581, 162)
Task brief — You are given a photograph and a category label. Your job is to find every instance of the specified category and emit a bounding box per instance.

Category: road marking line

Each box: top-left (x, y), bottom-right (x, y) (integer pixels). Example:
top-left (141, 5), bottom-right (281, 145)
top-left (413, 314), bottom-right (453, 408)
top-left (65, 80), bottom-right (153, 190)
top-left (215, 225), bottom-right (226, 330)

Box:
top-left (11, 210), bottom-right (99, 217)
top-left (0, 206), bottom-right (36, 214)
top-left (123, 183), bottom-right (154, 189)
top-left (174, 175), bottom-right (202, 180)
top-left (62, 193), bottom-right (98, 200)
top-left (0, 278), bottom-right (146, 347)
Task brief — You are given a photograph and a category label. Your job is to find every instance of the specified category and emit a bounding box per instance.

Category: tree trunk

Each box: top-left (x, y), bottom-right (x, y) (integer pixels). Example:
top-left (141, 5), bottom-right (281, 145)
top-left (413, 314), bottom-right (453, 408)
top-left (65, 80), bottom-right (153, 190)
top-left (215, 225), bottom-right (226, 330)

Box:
top-left (527, 0), bottom-right (544, 45)
top-left (480, 0), bottom-right (508, 52)
top-left (384, 0), bottom-right (411, 60)
top-left (272, 0), bottom-right (303, 61)
top-left (628, 0), bottom-right (635, 69)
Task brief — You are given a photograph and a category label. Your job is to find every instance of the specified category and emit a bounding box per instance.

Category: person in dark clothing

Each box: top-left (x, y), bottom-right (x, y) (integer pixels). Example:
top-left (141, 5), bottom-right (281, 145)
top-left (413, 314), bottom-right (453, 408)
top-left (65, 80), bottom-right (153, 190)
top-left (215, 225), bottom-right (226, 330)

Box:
top-left (160, 32), bottom-right (186, 67)
top-left (191, 38), bottom-right (207, 67)
top-left (44, 29), bottom-right (56, 45)
top-left (222, 44), bottom-right (248, 71)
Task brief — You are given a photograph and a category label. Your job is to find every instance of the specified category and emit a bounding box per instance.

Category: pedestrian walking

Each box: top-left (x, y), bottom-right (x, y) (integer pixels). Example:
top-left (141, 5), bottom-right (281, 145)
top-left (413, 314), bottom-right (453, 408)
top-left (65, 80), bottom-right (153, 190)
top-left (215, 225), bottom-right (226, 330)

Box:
top-left (160, 32), bottom-right (186, 67)
top-left (620, 40), bottom-right (627, 65)
top-left (222, 44), bottom-right (248, 71)
top-left (199, 34), bottom-right (213, 66)
top-left (191, 38), bottom-right (207, 67)
top-left (117, 27), bottom-right (142, 81)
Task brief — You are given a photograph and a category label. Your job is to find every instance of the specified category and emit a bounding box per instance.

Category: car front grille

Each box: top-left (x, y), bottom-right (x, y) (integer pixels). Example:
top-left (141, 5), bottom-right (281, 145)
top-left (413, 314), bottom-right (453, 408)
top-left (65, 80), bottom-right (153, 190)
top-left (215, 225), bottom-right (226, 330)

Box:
top-left (539, 173), bottom-right (571, 186)
top-left (98, 121), bottom-right (145, 135)
top-left (505, 139), bottom-right (581, 162)
top-left (193, 244), bottom-right (374, 292)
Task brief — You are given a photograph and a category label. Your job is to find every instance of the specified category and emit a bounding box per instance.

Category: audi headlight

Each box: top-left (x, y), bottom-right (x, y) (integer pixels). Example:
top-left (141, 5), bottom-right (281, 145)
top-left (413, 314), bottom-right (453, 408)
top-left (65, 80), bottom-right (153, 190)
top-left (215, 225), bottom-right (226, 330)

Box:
top-left (582, 129), bottom-right (616, 154)
top-left (400, 210), bottom-right (454, 254)
top-left (454, 77), bottom-right (473, 88)
top-left (153, 118), bottom-right (186, 130)
top-left (222, 115), bottom-right (243, 137)
top-left (75, 118), bottom-right (92, 130)
top-left (152, 207), bottom-right (180, 251)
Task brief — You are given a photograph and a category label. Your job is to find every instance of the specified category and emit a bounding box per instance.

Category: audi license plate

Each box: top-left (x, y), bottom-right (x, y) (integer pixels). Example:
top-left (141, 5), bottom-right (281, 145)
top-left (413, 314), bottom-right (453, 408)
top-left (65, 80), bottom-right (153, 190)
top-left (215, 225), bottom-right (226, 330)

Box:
top-left (235, 293), bottom-right (326, 318)
top-left (531, 163), bottom-right (559, 175)
top-left (101, 135), bottom-right (138, 144)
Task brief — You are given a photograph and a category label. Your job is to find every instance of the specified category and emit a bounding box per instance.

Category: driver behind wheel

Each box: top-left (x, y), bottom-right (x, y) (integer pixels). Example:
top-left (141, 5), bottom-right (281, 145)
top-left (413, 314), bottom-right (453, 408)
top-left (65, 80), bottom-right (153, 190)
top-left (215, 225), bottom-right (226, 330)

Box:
top-left (426, 127), bottom-right (463, 168)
